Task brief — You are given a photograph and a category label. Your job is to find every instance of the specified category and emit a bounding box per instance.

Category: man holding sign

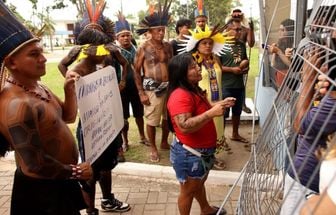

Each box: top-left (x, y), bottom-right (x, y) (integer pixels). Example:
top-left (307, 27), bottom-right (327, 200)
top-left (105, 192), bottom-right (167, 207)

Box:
top-left (68, 1), bottom-right (131, 214)
top-left (0, 1), bottom-right (92, 214)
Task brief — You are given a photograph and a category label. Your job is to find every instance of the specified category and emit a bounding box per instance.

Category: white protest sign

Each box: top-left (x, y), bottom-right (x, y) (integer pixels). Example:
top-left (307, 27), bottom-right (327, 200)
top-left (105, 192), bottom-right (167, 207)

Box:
top-left (75, 66), bottom-right (123, 164)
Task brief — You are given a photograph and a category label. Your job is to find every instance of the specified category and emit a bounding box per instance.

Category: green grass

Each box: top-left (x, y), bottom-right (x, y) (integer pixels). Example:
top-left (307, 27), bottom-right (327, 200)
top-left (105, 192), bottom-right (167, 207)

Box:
top-left (42, 48), bottom-right (259, 102)
top-left (246, 47), bottom-right (259, 99)
top-left (42, 63), bottom-right (65, 100)
top-left (41, 48), bottom-right (259, 165)
top-left (41, 63), bottom-right (78, 133)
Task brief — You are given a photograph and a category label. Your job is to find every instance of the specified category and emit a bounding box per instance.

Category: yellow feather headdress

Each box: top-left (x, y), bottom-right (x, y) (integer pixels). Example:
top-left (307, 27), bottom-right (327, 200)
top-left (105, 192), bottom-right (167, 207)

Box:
top-left (178, 24), bottom-right (234, 56)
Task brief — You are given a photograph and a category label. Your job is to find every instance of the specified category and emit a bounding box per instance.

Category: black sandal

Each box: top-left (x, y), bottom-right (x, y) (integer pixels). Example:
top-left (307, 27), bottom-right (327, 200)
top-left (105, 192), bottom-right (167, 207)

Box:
top-left (86, 208), bottom-right (99, 215)
top-left (207, 206), bottom-right (227, 215)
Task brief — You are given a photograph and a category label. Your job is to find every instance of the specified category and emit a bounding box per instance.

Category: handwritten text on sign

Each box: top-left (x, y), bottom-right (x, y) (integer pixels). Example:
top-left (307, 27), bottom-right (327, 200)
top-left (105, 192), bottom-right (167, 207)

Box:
top-left (75, 66), bottom-right (123, 164)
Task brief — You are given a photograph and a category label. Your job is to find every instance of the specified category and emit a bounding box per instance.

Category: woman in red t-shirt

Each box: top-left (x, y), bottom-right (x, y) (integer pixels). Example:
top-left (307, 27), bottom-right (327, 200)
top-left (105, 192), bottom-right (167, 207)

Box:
top-left (167, 53), bottom-right (235, 215)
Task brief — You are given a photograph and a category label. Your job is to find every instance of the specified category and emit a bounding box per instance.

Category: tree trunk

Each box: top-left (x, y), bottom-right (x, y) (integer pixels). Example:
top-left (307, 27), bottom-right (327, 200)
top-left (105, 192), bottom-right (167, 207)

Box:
top-left (49, 34), bottom-right (53, 52)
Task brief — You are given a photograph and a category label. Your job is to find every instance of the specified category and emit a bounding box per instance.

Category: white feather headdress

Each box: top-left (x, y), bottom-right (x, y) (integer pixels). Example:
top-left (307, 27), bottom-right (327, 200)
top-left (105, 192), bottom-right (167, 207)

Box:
top-left (178, 24), bottom-right (233, 56)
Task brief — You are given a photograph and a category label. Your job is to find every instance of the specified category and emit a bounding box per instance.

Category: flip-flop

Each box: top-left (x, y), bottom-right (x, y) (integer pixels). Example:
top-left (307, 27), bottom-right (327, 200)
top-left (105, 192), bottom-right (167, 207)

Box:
top-left (150, 152), bottom-right (160, 163)
top-left (213, 160), bottom-right (226, 170)
top-left (243, 105), bottom-right (252, 114)
top-left (209, 206), bottom-right (227, 215)
top-left (230, 136), bottom-right (249, 143)
top-left (123, 144), bottom-right (129, 152)
top-left (117, 154), bottom-right (126, 162)
top-left (139, 139), bottom-right (150, 146)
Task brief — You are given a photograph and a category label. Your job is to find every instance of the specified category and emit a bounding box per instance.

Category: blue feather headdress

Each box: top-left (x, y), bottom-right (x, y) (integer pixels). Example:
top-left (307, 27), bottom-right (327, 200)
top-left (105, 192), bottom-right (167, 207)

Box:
top-left (0, 1), bottom-right (40, 91)
top-left (136, 0), bottom-right (172, 36)
top-left (194, 0), bottom-right (207, 18)
top-left (115, 11), bottom-right (131, 36)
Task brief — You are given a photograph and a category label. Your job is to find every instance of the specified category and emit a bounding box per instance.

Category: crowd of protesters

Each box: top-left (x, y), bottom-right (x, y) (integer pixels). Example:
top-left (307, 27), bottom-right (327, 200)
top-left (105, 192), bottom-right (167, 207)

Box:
top-left (2, 0), bottom-right (335, 214)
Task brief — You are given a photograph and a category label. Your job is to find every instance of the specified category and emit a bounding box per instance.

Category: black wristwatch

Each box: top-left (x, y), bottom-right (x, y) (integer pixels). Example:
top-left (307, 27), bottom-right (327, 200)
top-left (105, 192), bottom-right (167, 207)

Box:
top-left (305, 192), bottom-right (316, 200)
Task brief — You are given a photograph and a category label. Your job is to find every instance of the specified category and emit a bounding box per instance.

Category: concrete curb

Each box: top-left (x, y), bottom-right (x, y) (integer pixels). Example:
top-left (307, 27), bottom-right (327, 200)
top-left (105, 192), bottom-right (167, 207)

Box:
top-left (1, 152), bottom-right (244, 186)
top-left (114, 162), bottom-right (244, 186)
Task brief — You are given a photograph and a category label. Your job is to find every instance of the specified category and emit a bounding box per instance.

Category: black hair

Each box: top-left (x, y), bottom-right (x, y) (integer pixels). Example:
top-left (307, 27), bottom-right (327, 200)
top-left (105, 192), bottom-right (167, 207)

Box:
top-left (76, 28), bottom-right (111, 45)
top-left (75, 14), bottom-right (114, 45)
top-left (167, 53), bottom-right (201, 132)
top-left (167, 52), bottom-right (205, 102)
top-left (175, 18), bottom-right (192, 34)
top-left (232, 9), bottom-right (242, 13)
top-left (168, 53), bottom-right (196, 94)
top-left (274, 19), bottom-right (295, 70)
top-left (281, 19), bottom-right (295, 36)
top-left (231, 9), bottom-right (243, 21)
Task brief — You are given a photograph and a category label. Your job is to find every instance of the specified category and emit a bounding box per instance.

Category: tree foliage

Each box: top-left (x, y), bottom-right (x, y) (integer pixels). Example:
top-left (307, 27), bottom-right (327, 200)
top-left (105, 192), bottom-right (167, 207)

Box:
top-left (67, 0), bottom-right (85, 18)
top-left (29, 0), bottom-right (85, 18)
top-left (170, 0), bottom-right (233, 26)
top-left (5, 0), bottom-right (56, 49)
top-left (204, 0), bottom-right (233, 26)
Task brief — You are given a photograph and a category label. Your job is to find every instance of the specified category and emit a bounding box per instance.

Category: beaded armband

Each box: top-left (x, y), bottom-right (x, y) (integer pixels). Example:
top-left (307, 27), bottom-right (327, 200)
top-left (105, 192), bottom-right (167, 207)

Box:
top-left (119, 80), bottom-right (126, 87)
top-left (69, 164), bottom-right (82, 179)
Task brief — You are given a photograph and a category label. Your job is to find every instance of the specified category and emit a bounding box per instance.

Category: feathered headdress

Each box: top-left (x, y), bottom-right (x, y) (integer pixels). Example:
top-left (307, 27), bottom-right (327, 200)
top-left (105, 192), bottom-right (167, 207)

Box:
top-left (0, 1), bottom-right (40, 91)
top-left (178, 24), bottom-right (234, 56)
top-left (76, 0), bottom-right (115, 45)
top-left (225, 8), bottom-right (249, 27)
top-left (74, 0), bottom-right (115, 61)
top-left (136, 0), bottom-right (172, 35)
top-left (83, 0), bottom-right (106, 30)
top-left (115, 11), bottom-right (131, 36)
top-left (194, 0), bottom-right (207, 18)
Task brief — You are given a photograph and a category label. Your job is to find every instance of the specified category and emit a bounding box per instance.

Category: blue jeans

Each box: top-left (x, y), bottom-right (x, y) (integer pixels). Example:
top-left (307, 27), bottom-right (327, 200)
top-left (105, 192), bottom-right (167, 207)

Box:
top-left (170, 138), bottom-right (215, 183)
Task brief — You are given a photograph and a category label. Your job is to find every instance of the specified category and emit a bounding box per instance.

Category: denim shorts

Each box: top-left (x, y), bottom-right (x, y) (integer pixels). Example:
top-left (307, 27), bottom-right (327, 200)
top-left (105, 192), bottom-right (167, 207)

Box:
top-left (170, 138), bottom-right (215, 183)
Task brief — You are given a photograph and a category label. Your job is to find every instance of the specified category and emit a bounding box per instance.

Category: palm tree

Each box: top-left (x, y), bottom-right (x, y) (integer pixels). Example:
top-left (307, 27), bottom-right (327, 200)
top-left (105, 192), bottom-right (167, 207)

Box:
top-left (36, 7), bottom-right (56, 51)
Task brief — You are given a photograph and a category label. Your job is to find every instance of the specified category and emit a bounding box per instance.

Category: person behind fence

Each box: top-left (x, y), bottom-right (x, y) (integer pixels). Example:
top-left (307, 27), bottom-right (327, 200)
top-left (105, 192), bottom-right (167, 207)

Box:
top-left (115, 12), bottom-right (149, 156)
top-left (166, 53), bottom-right (236, 215)
top-left (299, 9), bottom-right (336, 214)
top-left (268, 19), bottom-right (295, 88)
top-left (134, 0), bottom-right (173, 163)
top-left (281, 47), bottom-right (336, 215)
top-left (0, 1), bottom-right (92, 214)
top-left (300, 133), bottom-right (336, 214)
top-left (68, 1), bottom-right (131, 214)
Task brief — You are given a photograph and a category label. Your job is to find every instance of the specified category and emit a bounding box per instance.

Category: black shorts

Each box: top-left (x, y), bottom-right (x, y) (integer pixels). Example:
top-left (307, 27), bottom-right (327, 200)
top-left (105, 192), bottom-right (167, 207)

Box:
top-left (11, 168), bottom-right (86, 215)
top-left (120, 85), bottom-right (144, 119)
top-left (91, 134), bottom-right (122, 178)
top-left (222, 88), bottom-right (245, 118)
top-left (76, 120), bottom-right (122, 179)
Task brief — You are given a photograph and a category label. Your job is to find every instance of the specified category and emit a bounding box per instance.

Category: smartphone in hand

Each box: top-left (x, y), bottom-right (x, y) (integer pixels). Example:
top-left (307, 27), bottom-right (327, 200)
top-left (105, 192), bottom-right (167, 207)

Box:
top-left (261, 43), bottom-right (268, 50)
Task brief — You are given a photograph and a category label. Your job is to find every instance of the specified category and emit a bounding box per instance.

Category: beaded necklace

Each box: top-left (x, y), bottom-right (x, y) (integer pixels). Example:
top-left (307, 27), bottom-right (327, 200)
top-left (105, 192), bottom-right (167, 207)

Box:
top-left (6, 79), bottom-right (51, 103)
top-left (230, 44), bottom-right (242, 64)
top-left (202, 57), bottom-right (219, 102)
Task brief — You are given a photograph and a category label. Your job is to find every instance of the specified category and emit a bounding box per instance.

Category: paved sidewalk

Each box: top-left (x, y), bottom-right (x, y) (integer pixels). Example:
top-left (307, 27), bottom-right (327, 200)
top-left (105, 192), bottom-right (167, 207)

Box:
top-left (0, 153), bottom-right (242, 215)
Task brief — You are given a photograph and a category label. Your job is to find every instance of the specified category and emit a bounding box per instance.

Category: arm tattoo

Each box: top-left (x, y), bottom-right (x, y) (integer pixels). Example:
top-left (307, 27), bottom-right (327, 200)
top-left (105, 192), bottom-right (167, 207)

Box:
top-left (175, 112), bottom-right (209, 131)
